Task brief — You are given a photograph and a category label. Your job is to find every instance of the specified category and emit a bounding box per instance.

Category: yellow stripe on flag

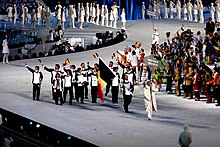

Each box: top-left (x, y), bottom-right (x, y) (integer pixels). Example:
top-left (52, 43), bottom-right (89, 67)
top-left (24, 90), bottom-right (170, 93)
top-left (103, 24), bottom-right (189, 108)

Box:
top-left (97, 71), bottom-right (107, 103)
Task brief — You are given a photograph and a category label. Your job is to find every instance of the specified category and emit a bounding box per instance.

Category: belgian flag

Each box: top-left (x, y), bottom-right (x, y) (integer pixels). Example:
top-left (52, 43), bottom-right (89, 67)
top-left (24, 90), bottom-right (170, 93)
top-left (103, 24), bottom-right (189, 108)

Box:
top-left (63, 58), bottom-right (70, 66)
top-left (97, 58), bottom-right (115, 102)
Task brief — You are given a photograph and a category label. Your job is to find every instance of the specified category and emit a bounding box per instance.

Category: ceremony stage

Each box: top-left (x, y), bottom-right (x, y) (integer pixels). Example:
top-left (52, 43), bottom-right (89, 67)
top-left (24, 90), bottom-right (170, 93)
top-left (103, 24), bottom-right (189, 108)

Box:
top-left (1, 19), bottom-right (220, 147)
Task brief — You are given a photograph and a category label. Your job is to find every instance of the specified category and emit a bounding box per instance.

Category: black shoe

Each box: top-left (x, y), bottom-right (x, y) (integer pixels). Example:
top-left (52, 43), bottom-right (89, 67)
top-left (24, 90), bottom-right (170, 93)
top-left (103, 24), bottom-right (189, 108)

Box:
top-left (81, 101), bottom-right (85, 104)
top-left (76, 99), bottom-right (79, 102)
top-left (105, 93), bottom-right (108, 96)
top-left (215, 103), bottom-right (220, 106)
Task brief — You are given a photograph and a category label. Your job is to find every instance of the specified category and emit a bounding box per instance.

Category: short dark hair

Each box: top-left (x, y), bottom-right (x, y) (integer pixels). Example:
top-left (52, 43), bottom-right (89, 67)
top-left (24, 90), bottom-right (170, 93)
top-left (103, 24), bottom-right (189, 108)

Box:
top-left (70, 65), bottom-right (76, 69)
top-left (81, 63), bottom-right (85, 66)
top-left (55, 64), bottom-right (60, 69)
top-left (35, 66), bottom-right (39, 70)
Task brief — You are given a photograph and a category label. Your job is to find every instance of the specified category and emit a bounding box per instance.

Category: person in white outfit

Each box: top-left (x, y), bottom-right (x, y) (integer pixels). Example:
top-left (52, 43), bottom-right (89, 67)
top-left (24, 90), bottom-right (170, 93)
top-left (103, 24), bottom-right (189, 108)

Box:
top-left (96, 4), bottom-right (100, 25)
top-left (153, 0), bottom-right (157, 19)
top-left (6, 4), bottom-right (13, 21)
top-left (198, 0), bottom-right (204, 23)
top-left (176, 0), bottom-right (181, 19)
top-left (20, 5), bottom-right (25, 27)
top-left (152, 27), bottom-right (160, 45)
top-left (2, 35), bottom-right (9, 64)
top-left (164, 0), bottom-right (168, 19)
top-left (210, 3), bottom-right (215, 22)
top-left (13, 4), bottom-right (17, 25)
top-left (142, 2), bottom-right (146, 19)
top-left (121, 8), bottom-right (126, 30)
top-left (104, 5), bottom-right (109, 27)
top-left (194, 1), bottom-right (198, 22)
top-left (85, 2), bottom-right (90, 22)
top-left (143, 80), bottom-right (157, 120)
top-left (61, 7), bottom-right (66, 30)
top-left (79, 4), bottom-right (85, 29)
top-left (112, 2), bottom-right (119, 29)
top-left (183, 2), bottom-right (188, 20)
top-left (216, 1), bottom-right (220, 23)
top-left (69, 5), bottom-right (76, 28)
top-left (109, 9), bottom-right (114, 28)
top-left (169, 1), bottom-right (175, 19)
top-left (37, 3), bottom-right (42, 25)
top-left (30, 9), bottom-right (37, 28)
top-left (45, 6), bottom-right (51, 29)
top-left (55, 2), bottom-right (62, 25)
top-left (77, 3), bottom-right (81, 22)
top-left (92, 3), bottom-right (96, 23)
top-left (156, 1), bottom-right (161, 19)
top-left (89, 3), bottom-right (93, 22)
top-left (101, 5), bottom-right (105, 26)
top-left (187, 0), bottom-right (193, 21)
top-left (24, 4), bottom-right (29, 24)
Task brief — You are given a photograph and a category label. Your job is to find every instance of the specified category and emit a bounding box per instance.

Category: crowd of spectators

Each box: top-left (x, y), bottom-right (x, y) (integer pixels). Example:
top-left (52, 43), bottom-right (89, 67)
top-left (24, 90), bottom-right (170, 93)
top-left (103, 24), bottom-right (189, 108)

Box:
top-left (0, 28), bottom-right (36, 48)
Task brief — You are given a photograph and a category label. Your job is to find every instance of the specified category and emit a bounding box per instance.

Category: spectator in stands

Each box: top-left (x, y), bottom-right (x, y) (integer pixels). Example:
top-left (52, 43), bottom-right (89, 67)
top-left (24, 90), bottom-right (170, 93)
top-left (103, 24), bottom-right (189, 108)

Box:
top-left (30, 29), bottom-right (38, 43)
top-left (206, 17), bottom-right (215, 35)
top-left (47, 30), bottom-right (54, 42)
top-left (2, 35), bottom-right (9, 64)
top-left (54, 29), bottom-right (60, 41)
top-left (58, 25), bottom-right (63, 39)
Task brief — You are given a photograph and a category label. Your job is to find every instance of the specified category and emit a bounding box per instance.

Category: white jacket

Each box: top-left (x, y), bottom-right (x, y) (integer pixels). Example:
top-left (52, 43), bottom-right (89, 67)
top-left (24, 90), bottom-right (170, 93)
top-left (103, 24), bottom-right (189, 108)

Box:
top-left (144, 85), bottom-right (157, 112)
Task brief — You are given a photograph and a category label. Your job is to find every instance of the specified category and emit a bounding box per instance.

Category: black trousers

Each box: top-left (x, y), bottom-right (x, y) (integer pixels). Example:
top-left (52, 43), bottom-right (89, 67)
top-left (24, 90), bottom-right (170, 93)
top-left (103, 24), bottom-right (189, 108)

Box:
top-left (33, 84), bottom-right (40, 101)
top-left (213, 87), bottom-right (220, 104)
top-left (123, 94), bottom-right (132, 112)
top-left (105, 82), bottom-right (111, 95)
top-left (166, 77), bottom-right (173, 92)
top-left (53, 89), bottom-right (63, 105)
top-left (139, 65), bottom-right (143, 82)
top-left (84, 83), bottom-right (88, 98)
top-left (63, 87), bottom-right (73, 104)
top-left (112, 86), bottom-right (119, 103)
top-left (91, 86), bottom-right (98, 103)
top-left (74, 84), bottom-right (78, 99)
top-left (76, 86), bottom-right (84, 103)
top-left (183, 85), bottom-right (193, 94)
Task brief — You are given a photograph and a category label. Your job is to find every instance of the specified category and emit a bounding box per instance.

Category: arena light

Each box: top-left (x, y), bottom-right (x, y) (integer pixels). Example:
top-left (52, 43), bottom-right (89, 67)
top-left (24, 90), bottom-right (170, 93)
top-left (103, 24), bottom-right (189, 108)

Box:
top-left (67, 136), bottom-right (72, 140)
top-left (36, 124), bottom-right (40, 128)
top-left (29, 121), bottom-right (33, 125)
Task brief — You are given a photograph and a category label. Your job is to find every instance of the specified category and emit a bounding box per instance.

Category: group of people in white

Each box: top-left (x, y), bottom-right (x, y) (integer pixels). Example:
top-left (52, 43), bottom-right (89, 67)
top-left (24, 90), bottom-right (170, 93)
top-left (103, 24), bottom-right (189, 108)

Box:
top-left (142, 0), bottom-right (220, 24)
top-left (5, 1), bottom-right (127, 30)
top-left (6, 2), bottom-right (51, 28)
top-left (54, 1), bottom-right (127, 30)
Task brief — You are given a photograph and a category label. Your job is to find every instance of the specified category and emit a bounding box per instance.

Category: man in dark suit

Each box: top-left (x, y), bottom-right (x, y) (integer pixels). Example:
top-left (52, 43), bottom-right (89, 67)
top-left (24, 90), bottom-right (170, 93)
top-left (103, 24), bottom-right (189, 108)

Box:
top-left (206, 17), bottom-right (215, 35)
